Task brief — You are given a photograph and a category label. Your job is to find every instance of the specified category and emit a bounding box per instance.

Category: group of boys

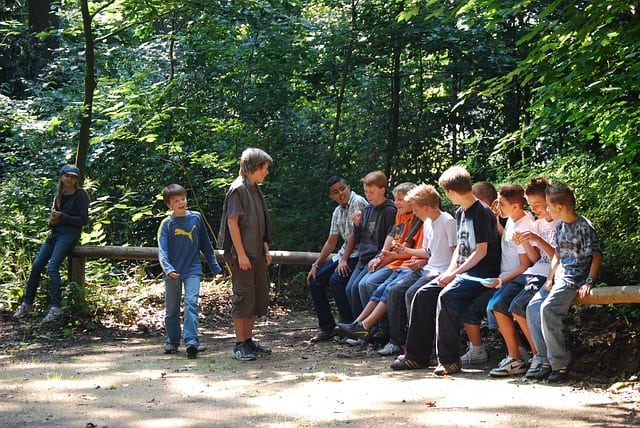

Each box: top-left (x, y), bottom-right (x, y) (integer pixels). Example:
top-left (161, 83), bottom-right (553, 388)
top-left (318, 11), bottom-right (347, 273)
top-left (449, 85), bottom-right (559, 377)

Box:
top-left (155, 151), bottom-right (601, 382)
top-left (306, 165), bottom-right (601, 382)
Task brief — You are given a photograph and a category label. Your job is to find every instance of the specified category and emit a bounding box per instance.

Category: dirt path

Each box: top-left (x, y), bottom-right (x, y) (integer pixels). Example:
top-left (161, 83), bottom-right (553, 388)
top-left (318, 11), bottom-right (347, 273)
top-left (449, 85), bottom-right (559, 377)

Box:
top-left (1, 311), bottom-right (639, 427)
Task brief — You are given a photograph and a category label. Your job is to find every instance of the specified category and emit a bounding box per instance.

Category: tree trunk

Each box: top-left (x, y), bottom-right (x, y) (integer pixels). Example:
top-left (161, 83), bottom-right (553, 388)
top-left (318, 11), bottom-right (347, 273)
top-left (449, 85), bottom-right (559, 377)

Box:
top-left (27, 0), bottom-right (59, 78)
top-left (327, 0), bottom-right (357, 173)
top-left (75, 0), bottom-right (96, 185)
top-left (386, 41), bottom-right (401, 178)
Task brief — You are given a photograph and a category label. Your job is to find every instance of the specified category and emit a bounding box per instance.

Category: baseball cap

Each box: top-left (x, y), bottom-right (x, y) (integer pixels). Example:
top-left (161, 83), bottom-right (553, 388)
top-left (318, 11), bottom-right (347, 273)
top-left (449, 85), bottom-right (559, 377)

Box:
top-left (60, 164), bottom-right (80, 177)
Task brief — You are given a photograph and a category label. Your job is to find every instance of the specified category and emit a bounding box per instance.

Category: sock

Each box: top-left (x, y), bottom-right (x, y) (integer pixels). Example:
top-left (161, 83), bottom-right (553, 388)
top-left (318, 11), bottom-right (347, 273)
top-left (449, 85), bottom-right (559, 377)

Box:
top-left (470, 343), bottom-right (485, 352)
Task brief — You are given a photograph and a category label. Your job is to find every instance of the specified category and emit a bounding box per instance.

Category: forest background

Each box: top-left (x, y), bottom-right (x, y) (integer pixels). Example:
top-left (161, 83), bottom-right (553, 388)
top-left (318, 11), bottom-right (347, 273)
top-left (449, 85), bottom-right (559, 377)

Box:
top-left (1, 0), bottom-right (639, 329)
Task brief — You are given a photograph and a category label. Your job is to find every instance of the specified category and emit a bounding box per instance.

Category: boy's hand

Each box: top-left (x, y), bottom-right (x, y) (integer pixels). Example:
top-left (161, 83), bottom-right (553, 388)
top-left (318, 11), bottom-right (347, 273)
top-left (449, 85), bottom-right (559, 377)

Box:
top-left (238, 254), bottom-right (251, 270)
top-left (168, 272), bottom-right (180, 279)
top-left (578, 283), bottom-right (592, 299)
top-left (543, 279), bottom-right (553, 291)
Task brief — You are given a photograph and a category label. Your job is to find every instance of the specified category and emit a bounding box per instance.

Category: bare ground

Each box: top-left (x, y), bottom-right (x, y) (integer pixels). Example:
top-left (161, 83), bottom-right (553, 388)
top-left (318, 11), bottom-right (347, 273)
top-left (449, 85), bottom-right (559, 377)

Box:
top-left (1, 280), bottom-right (640, 427)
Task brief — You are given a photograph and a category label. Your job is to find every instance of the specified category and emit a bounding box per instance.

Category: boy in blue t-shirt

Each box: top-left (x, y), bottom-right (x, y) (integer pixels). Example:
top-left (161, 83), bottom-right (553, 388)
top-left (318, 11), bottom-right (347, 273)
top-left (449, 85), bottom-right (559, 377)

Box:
top-left (526, 182), bottom-right (602, 382)
top-left (158, 184), bottom-right (222, 358)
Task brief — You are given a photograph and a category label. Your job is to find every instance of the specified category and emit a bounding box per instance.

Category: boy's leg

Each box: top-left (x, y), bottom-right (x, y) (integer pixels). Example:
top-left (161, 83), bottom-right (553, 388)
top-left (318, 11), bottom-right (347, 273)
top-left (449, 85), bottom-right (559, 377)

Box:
top-left (308, 260), bottom-right (339, 333)
top-left (509, 275), bottom-right (546, 356)
top-left (165, 278), bottom-right (182, 346)
top-left (386, 270), bottom-right (422, 347)
top-left (489, 278), bottom-right (526, 358)
top-left (359, 268), bottom-right (392, 309)
top-left (345, 265), bottom-right (367, 317)
top-left (330, 257), bottom-right (358, 323)
top-left (182, 275), bottom-right (201, 348)
top-left (541, 282), bottom-right (577, 370)
top-left (526, 288), bottom-right (550, 365)
top-left (436, 279), bottom-right (489, 365)
top-left (404, 282), bottom-right (441, 364)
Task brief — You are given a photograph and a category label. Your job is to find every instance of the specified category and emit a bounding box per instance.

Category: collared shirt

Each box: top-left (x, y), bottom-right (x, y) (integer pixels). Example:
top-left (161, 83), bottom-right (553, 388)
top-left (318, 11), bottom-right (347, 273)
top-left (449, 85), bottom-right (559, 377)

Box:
top-left (329, 191), bottom-right (367, 261)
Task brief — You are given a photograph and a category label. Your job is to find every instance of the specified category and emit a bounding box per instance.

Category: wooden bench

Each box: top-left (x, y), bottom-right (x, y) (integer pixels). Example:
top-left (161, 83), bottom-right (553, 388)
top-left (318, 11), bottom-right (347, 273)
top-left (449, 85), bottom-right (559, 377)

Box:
top-left (70, 245), bottom-right (640, 304)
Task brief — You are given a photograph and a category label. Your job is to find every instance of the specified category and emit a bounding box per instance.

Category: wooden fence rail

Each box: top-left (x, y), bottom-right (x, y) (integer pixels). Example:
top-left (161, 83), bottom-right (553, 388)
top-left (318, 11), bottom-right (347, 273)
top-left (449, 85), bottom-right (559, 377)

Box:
top-left (70, 246), bottom-right (640, 305)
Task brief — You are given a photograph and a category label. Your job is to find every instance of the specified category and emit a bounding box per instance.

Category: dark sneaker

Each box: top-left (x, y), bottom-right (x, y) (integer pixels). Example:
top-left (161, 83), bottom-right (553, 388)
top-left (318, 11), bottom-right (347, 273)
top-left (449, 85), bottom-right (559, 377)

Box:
top-left (310, 330), bottom-right (333, 343)
top-left (390, 357), bottom-right (428, 370)
top-left (547, 368), bottom-right (568, 383)
top-left (534, 364), bottom-right (552, 380)
top-left (233, 342), bottom-right (256, 361)
top-left (434, 360), bottom-right (462, 376)
top-left (335, 321), bottom-right (369, 340)
top-left (164, 344), bottom-right (179, 354)
top-left (246, 339), bottom-right (272, 355)
top-left (186, 345), bottom-right (199, 359)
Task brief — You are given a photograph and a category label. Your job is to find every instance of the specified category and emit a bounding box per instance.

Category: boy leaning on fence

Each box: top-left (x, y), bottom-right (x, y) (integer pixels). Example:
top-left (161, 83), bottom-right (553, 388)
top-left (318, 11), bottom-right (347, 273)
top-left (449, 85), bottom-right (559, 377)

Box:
top-left (158, 184), bottom-right (222, 359)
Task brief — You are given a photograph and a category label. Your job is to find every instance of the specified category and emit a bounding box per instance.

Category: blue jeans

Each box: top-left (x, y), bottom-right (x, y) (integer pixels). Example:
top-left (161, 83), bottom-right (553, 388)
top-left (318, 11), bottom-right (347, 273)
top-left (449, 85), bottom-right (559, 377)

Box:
top-left (526, 281), bottom-right (577, 370)
top-left (345, 264), bottom-right (369, 317)
top-left (24, 229), bottom-right (79, 308)
top-left (359, 267), bottom-right (393, 307)
top-left (165, 275), bottom-right (201, 347)
top-left (329, 257), bottom-right (359, 325)
top-left (436, 278), bottom-right (495, 364)
top-left (310, 257), bottom-right (358, 331)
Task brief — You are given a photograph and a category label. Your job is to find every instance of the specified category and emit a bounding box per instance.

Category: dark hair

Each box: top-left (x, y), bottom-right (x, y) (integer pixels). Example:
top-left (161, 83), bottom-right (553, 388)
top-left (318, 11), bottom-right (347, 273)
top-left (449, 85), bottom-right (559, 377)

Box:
top-left (472, 181), bottom-right (498, 206)
top-left (326, 176), bottom-right (348, 192)
top-left (525, 177), bottom-right (551, 197)
top-left (546, 182), bottom-right (576, 209)
top-left (162, 184), bottom-right (187, 204)
top-left (499, 184), bottom-right (526, 207)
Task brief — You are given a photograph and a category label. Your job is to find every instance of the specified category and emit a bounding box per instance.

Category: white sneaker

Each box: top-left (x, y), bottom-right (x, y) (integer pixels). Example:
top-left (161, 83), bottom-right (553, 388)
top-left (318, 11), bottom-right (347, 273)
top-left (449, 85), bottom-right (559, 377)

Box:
top-left (41, 307), bottom-right (62, 323)
top-left (460, 343), bottom-right (488, 366)
top-left (13, 303), bottom-right (32, 319)
top-left (377, 342), bottom-right (403, 356)
top-left (489, 357), bottom-right (527, 377)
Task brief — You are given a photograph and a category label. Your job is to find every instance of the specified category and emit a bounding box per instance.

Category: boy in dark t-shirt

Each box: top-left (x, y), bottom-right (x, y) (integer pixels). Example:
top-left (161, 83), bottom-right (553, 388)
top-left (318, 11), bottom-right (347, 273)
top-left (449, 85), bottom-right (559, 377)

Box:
top-left (431, 166), bottom-right (502, 376)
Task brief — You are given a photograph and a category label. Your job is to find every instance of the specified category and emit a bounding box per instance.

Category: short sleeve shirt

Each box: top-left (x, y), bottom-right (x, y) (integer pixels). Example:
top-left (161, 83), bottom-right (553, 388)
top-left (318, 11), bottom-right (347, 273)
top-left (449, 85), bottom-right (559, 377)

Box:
top-left (554, 216), bottom-right (601, 287)
top-left (329, 191), bottom-right (367, 261)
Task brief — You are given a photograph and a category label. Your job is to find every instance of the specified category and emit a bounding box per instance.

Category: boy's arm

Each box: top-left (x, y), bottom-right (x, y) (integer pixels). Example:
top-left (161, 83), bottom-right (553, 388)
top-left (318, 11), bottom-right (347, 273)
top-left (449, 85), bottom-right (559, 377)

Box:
top-left (157, 221), bottom-right (177, 277)
top-left (307, 233), bottom-right (339, 284)
top-left (489, 253), bottom-right (531, 288)
top-left (543, 253), bottom-right (561, 291)
top-left (227, 215), bottom-right (251, 270)
top-left (579, 253), bottom-right (602, 298)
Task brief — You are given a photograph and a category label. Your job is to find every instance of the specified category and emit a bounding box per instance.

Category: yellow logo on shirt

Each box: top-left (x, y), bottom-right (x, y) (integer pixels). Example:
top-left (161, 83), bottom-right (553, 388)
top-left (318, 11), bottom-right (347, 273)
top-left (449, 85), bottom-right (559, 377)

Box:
top-left (175, 225), bottom-right (196, 243)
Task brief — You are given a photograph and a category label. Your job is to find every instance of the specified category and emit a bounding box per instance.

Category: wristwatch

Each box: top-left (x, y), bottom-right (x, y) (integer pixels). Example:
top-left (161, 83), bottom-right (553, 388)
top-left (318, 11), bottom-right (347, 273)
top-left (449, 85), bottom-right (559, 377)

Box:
top-left (312, 263), bottom-right (320, 269)
top-left (585, 277), bottom-right (594, 286)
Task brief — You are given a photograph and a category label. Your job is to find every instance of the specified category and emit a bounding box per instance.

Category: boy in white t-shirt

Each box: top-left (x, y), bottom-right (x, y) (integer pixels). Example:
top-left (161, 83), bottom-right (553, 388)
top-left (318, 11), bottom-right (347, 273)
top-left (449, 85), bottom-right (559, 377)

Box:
top-left (487, 179), bottom-right (557, 376)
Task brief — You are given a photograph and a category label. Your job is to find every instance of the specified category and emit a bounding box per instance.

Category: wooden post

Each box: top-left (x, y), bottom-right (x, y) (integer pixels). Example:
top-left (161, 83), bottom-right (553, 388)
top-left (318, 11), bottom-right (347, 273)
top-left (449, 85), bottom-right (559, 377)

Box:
top-left (69, 255), bottom-right (86, 286)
